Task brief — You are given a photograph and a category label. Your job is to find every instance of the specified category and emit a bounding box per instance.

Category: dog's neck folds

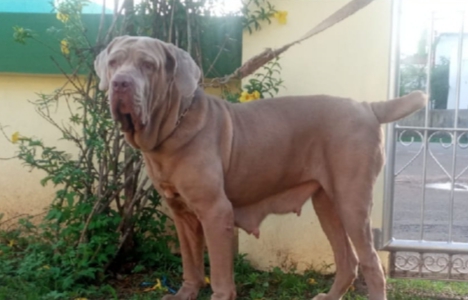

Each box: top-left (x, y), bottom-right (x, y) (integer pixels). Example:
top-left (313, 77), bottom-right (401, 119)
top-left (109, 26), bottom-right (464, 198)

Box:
top-left (135, 88), bottom-right (200, 152)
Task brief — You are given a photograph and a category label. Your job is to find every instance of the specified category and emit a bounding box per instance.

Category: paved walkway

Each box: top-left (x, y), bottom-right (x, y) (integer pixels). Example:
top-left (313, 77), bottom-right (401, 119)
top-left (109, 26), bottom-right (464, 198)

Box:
top-left (392, 142), bottom-right (468, 242)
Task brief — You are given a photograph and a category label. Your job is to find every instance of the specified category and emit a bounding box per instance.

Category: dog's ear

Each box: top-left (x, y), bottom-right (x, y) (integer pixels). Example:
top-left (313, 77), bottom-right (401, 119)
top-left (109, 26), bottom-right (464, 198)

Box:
top-left (164, 43), bottom-right (201, 98)
top-left (94, 49), bottom-right (109, 91)
top-left (94, 36), bottom-right (128, 91)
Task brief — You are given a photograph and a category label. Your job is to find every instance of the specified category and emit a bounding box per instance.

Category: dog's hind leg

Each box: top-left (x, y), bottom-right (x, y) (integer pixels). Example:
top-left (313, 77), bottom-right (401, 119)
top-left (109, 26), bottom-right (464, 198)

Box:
top-left (311, 189), bottom-right (358, 300)
top-left (335, 187), bottom-right (386, 300)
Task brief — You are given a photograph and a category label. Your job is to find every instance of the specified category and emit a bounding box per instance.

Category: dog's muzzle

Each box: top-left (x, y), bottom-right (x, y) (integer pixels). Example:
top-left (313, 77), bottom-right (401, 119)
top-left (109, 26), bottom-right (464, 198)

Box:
top-left (110, 74), bottom-right (142, 132)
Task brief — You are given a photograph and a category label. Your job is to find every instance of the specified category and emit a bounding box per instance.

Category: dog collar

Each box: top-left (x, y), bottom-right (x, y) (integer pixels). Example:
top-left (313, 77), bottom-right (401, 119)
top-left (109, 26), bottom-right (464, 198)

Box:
top-left (153, 90), bottom-right (199, 149)
top-left (175, 88), bottom-right (199, 127)
top-left (175, 102), bottom-right (192, 127)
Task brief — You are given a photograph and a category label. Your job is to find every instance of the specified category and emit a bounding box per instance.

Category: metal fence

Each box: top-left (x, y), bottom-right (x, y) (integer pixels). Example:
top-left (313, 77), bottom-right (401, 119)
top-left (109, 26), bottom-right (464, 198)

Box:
top-left (382, 0), bottom-right (468, 280)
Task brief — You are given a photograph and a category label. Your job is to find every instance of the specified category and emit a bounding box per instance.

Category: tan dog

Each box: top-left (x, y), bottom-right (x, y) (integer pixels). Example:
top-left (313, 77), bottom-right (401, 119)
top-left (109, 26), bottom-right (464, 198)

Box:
top-left (95, 36), bottom-right (426, 300)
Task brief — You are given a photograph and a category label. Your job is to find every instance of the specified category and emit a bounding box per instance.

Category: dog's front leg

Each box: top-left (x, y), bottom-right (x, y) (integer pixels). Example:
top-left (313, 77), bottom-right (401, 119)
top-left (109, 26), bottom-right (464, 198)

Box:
top-left (163, 202), bottom-right (206, 300)
top-left (197, 197), bottom-right (236, 300)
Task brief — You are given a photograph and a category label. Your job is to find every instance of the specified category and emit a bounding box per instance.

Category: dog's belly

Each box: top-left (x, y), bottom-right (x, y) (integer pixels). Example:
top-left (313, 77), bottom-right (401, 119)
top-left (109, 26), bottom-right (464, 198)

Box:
top-left (232, 180), bottom-right (321, 238)
top-left (223, 132), bottom-right (324, 207)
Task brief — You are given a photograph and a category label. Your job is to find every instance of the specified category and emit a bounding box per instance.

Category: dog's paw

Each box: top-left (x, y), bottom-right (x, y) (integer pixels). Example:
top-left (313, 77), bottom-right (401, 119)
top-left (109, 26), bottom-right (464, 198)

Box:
top-left (162, 291), bottom-right (199, 300)
top-left (312, 293), bottom-right (331, 300)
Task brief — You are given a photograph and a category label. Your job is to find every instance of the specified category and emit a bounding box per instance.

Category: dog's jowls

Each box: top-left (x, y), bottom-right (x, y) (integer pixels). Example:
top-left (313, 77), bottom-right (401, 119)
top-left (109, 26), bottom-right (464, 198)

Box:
top-left (95, 35), bottom-right (427, 300)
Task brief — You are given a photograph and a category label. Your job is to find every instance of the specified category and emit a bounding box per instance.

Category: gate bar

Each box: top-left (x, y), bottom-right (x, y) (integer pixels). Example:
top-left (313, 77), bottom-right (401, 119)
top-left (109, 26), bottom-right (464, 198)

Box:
top-left (419, 13), bottom-right (435, 241)
top-left (395, 126), bottom-right (468, 132)
top-left (384, 239), bottom-right (468, 254)
top-left (448, 12), bottom-right (465, 242)
top-left (381, 0), bottom-right (402, 248)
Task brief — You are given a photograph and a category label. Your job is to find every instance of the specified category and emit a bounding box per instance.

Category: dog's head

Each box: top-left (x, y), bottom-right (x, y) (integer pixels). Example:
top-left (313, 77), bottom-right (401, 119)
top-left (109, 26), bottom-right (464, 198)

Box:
top-left (94, 36), bottom-right (201, 149)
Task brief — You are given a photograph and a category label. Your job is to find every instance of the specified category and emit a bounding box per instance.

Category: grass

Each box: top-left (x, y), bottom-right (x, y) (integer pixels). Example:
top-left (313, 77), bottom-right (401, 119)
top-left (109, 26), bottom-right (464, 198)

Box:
top-left (3, 256), bottom-right (468, 300)
top-left (1, 225), bottom-right (468, 300)
top-left (102, 276), bottom-right (468, 300)
top-left (388, 278), bottom-right (468, 300)
top-left (100, 261), bottom-right (367, 300)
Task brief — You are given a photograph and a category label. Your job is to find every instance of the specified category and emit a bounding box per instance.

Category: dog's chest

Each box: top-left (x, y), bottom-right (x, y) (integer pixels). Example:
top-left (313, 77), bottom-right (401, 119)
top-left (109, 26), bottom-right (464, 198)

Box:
top-left (142, 154), bottom-right (188, 203)
top-left (146, 167), bottom-right (192, 214)
top-left (143, 155), bottom-right (173, 191)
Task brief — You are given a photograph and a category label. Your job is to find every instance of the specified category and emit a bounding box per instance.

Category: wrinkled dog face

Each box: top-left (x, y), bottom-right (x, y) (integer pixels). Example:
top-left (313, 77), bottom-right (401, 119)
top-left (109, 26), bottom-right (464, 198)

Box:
top-left (94, 36), bottom-right (201, 137)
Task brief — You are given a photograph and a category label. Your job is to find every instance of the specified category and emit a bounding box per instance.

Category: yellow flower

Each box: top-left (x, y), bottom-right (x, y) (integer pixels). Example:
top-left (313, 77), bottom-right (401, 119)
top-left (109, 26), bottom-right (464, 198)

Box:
top-left (239, 91), bottom-right (249, 103)
top-left (56, 12), bottom-right (69, 23)
top-left (42, 265), bottom-right (51, 270)
top-left (61, 40), bottom-right (70, 56)
top-left (11, 131), bottom-right (19, 144)
top-left (274, 11), bottom-right (288, 25)
top-left (8, 240), bottom-right (15, 247)
top-left (205, 276), bottom-right (210, 285)
top-left (252, 90), bottom-right (261, 100)
top-left (239, 90), bottom-right (261, 103)
top-left (307, 278), bottom-right (317, 285)
top-left (74, 298), bottom-right (88, 300)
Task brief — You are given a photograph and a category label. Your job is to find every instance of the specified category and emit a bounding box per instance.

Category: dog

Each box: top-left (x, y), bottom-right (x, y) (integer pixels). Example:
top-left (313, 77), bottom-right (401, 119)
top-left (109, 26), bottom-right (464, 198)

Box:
top-left (94, 35), bottom-right (426, 300)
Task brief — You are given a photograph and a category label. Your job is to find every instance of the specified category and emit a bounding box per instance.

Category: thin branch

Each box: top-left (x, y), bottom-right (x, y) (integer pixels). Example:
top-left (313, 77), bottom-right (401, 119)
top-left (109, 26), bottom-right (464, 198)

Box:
top-left (0, 125), bottom-right (14, 145)
top-left (185, 0), bottom-right (192, 55)
top-left (50, 56), bottom-right (86, 94)
top-left (0, 211), bottom-right (47, 227)
top-left (104, 226), bottom-right (132, 271)
top-left (167, 0), bottom-right (177, 43)
top-left (135, 188), bottom-right (153, 215)
top-left (34, 104), bottom-right (86, 156)
top-left (116, 176), bottom-right (149, 232)
top-left (77, 156), bottom-right (142, 245)
top-left (194, 22), bottom-right (204, 78)
top-left (205, 35), bottom-right (229, 77)
top-left (101, 158), bottom-right (143, 207)
top-left (96, 0), bottom-right (107, 44)
top-left (104, 0), bottom-right (126, 45)
top-left (0, 156), bottom-right (18, 161)
top-left (114, 0), bottom-right (120, 18)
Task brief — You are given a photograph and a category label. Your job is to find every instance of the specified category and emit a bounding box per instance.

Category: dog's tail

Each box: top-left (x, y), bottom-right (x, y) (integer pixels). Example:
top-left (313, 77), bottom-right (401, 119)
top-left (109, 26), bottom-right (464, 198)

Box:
top-left (370, 91), bottom-right (428, 124)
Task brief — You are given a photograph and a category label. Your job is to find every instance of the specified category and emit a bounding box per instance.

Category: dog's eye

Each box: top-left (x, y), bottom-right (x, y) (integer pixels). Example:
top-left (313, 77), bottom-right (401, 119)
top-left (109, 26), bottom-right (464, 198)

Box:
top-left (142, 61), bottom-right (155, 71)
top-left (108, 59), bottom-right (118, 68)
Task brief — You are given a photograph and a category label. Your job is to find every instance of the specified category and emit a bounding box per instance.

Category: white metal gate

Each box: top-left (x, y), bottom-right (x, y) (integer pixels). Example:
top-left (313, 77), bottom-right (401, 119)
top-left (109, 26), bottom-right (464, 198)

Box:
top-left (382, 0), bottom-right (468, 280)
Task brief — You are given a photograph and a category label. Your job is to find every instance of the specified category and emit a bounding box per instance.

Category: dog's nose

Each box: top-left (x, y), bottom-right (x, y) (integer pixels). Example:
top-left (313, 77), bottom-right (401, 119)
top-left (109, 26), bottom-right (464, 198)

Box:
top-left (112, 74), bottom-right (133, 93)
